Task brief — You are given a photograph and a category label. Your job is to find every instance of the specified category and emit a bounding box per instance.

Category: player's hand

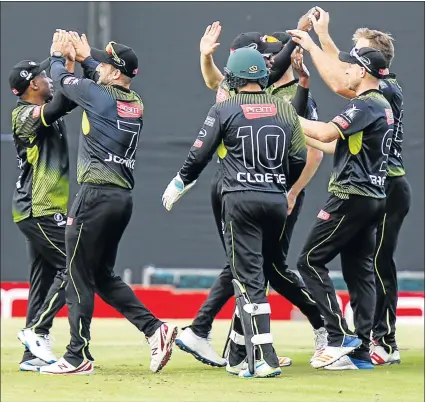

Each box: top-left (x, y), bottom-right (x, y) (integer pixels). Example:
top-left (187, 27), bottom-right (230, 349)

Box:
top-left (200, 21), bottom-right (221, 56)
top-left (297, 7), bottom-right (319, 32)
top-left (286, 29), bottom-right (316, 52)
top-left (291, 47), bottom-right (310, 78)
top-left (162, 173), bottom-right (197, 211)
top-left (69, 31), bottom-right (91, 63)
top-left (287, 190), bottom-right (298, 215)
top-left (64, 41), bottom-right (76, 62)
top-left (50, 29), bottom-right (69, 56)
top-left (309, 7), bottom-right (330, 37)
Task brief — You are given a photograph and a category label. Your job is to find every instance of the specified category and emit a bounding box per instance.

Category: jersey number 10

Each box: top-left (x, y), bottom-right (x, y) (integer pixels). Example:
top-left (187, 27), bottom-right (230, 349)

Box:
top-left (236, 125), bottom-right (286, 170)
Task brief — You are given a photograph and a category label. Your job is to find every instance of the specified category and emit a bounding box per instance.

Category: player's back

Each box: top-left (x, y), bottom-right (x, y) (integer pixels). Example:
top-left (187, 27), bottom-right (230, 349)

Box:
top-left (217, 92), bottom-right (306, 194)
top-left (77, 84), bottom-right (144, 190)
top-left (380, 77), bottom-right (404, 177)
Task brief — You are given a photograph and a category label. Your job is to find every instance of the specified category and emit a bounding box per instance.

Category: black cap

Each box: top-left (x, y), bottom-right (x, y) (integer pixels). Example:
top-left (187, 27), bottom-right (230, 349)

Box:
top-left (230, 32), bottom-right (282, 56)
top-left (339, 47), bottom-right (389, 79)
top-left (271, 32), bottom-right (292, 47)
top-left (91, 41), bottom-right (138, 78)
top-left (9, 59), bottom-right (50, 96)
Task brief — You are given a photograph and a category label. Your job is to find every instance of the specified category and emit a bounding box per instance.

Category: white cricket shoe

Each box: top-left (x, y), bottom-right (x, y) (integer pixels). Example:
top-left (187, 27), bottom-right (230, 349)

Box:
top-left (239, 360), bottom-right (281, 378)
top-left (226, 359), bottom-right (248, 376)
top-left (324, 355), bottom-right (374, 370)
top-left (147, 322), bottom-right (178, 373)
top-left (39, 357), bottom-right (94, 375)
top-left (311, 335), bottom-right (362, 369)
top-left (17, 329), bottom-right (57, 364)
top-left (370, 342), bottom-right (401, 366)
top-left (19, 357), bottom-right (50, 372)
top-left (175, 327), bottom-right (226, 367)
top-left (311, 327), bottom-right (328, 363)
top-left (278, 355), bottom-right (292, 367)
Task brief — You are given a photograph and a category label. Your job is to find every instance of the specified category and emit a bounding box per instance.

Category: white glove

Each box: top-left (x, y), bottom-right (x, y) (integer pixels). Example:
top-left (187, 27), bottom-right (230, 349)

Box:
top-left (162, 173), bottom-right (197, 211)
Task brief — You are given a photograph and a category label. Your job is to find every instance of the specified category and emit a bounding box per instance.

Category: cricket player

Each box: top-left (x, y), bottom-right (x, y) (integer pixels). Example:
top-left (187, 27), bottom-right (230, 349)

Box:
top-left (288, 25), bottom-right (394, 369)
top-left (39, 30), bottom-right (177, 375)
top-left (9, 46), bottom-right (76, 371)
top-left (175, 20), bottom-right (326, 373)
top-left (163, 47), bottom-right (307, 378)
top-left (301, 8), bottom-right (410, 366)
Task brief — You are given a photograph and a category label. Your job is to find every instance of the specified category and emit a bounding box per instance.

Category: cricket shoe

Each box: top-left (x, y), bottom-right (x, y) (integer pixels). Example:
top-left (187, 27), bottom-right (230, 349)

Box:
top-left (17, 329), bottom-right (57, 364)
top-left (226, 359), bottom-right (248, 376)
top-left (324, 355), bottom-right (374, 370)
top-left (311, 335), bottom-right (362, 369)
top-left (238, 360), bottom-right (281, 378)
top-left (19, 357), bottom-right (50, 372)
top-left (310, 327), bottom-right (328, 363)
top-left (278, 356), bottom-right (292, 367)
top-left (147, 322), bottom-right (178, 373)
top-left (370, 342), bottom-right (401, 366)
top-left (39, 357), bottom-right (94, 375)
top-left (175, 327), bottom-right (226, 367)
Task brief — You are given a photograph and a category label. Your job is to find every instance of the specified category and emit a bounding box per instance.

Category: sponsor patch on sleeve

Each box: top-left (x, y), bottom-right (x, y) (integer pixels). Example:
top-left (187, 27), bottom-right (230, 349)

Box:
top-left (117, 101), bottom-right (143, 118)
top-left (385, 109), bottom-right (394, 125)
top-left (63, 77), bottom-right (79, 85)
top-left (332, 115), bottom-right (349, 130)
top-left (193, 139), bottom-right (203, 148)
top-left (216, 87), bottom-right (229, 103)
top-left (317, 210), bottom-right (330, 220)
top-left (66, 217), bottom-right (74, 226)
top-left (32, 106), bottom-right (41, 119)
top-left (204, 116), bottom-right (216, 127)
top-left (241, 104), bottom-right (277, 119)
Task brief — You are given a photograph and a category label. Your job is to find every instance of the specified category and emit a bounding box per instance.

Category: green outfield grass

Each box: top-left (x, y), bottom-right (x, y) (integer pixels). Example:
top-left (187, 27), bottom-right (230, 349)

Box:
top-left (1, 318), bottom-right (424, 402)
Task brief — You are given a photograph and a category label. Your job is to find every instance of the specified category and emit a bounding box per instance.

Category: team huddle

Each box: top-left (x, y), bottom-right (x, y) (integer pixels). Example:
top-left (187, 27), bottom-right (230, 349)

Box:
top-left (10, 6), bottom-right (410, 378)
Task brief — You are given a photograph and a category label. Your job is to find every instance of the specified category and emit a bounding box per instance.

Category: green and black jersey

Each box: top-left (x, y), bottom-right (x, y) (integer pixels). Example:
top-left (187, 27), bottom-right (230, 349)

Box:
top-left (380, 77), bottom-right (405, 177)
top-left (329, 89), bottom-right (394, 199)
top-left (50, 56), bottom-right (144, 190)
top-left (266, 79), bottom-right (318, 122)
top-left (179, 92), bottom-right (306, 194)
top-left (11, 99), bottom-right (70, 223)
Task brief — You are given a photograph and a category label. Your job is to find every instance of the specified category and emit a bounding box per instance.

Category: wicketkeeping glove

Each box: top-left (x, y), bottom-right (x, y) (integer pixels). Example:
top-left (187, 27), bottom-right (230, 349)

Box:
top-left (162, 173), bottom-right (197, 211)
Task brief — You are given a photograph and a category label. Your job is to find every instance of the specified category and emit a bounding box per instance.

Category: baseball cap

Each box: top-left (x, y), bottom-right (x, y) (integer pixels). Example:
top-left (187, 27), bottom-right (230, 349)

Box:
top-left (91, 41), bottom-right (139, 78)
top-left (9, 59), bottom-right (50, 96)
top-left (230, 32), bottom-right (282, 56)
top-left (339, 47), bottom-right (389, 79)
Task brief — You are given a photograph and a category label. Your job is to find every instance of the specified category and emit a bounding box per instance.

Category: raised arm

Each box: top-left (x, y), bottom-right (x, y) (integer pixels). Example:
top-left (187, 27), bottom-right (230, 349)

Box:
top-left (200, 22), bottom-right (224, 91)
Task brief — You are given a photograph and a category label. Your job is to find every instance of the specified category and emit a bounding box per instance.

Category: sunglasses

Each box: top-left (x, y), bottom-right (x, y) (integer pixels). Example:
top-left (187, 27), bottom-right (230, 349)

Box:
top-left (105, 41), bottom-right (127, 72)
top-left (349, 47), bottom-right (372, 73)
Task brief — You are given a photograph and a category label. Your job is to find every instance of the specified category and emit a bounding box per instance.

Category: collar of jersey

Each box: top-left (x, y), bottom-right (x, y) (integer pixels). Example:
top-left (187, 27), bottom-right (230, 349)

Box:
top-left (238, 90), bottom-right (266, 94)
top-left (272, 78), bottom-right (299, 90)
top-left (111, 84), bottom-right (131, 93)
top-left (357, 88), bottom-right (383, 97)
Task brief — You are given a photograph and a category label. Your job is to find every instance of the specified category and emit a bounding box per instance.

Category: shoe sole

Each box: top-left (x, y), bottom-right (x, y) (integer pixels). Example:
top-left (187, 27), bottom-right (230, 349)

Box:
top-left (240, 370), bottom-right (282, 379)
top-left (19, 365), bottom-right (41, 372)
top-left (373, 359), bottom-right (401, 366)
top-left (17, 331), bottom-right (56, 364)
top-left (40, 361), bottom-right (94, 375)
top-left (152, 326), bottom-right (178, 373)
top-left (175, 338), bottom-right (226, 368)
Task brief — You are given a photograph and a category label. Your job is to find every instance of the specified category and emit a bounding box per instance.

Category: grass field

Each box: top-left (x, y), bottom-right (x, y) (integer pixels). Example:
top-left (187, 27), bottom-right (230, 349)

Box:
top-left (1, 318), bottom-right (424, 402)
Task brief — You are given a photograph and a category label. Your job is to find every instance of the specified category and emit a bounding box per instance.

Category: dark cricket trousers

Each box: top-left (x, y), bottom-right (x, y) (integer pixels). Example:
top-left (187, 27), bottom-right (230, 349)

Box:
top-left (372, 176), bottom-right (411, 352)
top-left (17, 214), bottom-right (68, 361)
top-left (191, 169), bottom-right (323, 338)
top-left (222, 190), bottom-right (289, 362)
top-left (297, 194), bottom-right (386, 352)
top-left (64, 184), bottom-right (161, 366)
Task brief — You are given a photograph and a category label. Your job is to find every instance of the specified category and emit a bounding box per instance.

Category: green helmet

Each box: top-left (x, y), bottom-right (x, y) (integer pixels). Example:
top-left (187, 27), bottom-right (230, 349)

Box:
top-left (224, 47), bottom-right (269, 90)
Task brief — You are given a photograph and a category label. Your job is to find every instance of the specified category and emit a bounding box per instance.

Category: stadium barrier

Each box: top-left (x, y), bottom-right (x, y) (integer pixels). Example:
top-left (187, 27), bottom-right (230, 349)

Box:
top-left (1, 282), bottom-right (424, 326)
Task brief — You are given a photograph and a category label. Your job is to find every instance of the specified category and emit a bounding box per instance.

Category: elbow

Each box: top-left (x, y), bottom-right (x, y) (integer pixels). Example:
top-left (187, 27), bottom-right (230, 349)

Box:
top-left (308, 146), bottom-right (324, 163)
top-left (205, 80), bottom-right (220, 91)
